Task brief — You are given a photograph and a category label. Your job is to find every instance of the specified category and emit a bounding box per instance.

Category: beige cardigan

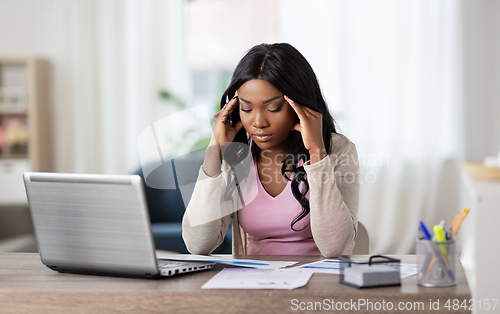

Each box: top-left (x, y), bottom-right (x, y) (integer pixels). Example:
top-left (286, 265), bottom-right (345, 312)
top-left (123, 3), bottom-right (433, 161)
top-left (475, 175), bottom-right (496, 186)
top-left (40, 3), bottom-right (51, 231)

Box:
top-left (182, 133), bottom-right (359, 258)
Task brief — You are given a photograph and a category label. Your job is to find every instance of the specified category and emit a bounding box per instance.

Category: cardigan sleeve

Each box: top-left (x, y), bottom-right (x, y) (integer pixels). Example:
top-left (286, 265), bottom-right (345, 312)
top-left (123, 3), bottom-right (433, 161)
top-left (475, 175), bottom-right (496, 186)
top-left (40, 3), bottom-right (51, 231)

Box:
top-left (181, 161), bottom-right (238, 254)
top-left (303, 135), bottom-right (359, 257)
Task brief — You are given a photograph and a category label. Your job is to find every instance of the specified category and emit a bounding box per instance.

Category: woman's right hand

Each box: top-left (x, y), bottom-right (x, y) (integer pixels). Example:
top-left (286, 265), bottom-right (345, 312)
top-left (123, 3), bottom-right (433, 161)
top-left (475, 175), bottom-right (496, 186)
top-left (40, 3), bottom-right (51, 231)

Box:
top-left (211, 95), bottom-right (243, 146)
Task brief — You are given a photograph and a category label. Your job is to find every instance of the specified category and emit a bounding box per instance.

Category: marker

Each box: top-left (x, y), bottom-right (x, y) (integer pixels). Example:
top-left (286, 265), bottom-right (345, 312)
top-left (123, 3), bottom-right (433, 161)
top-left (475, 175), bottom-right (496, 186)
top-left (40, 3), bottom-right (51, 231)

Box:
top-left (439, 220), bottom-right (445, 229)
top-left (434, 224), bottom-right (451, 266)
top-left (434, 225), bottom-right (447, 250)
top-left (433, 220), bottom-right (445, 241)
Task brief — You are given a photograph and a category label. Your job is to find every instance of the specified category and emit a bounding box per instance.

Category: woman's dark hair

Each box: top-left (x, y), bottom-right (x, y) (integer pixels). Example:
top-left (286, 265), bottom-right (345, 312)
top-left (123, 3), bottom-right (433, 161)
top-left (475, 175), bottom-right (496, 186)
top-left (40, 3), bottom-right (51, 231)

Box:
top-left (221, 43), bottom-right (337, 231)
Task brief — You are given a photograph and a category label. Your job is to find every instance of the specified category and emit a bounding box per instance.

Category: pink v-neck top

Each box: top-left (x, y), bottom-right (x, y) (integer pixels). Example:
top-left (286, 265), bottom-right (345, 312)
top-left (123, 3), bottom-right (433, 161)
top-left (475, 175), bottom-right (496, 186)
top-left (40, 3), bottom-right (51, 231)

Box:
top-left (183, 133), bottom-right (359, 258)
top-left (237, 159), bottom-right (320, 255)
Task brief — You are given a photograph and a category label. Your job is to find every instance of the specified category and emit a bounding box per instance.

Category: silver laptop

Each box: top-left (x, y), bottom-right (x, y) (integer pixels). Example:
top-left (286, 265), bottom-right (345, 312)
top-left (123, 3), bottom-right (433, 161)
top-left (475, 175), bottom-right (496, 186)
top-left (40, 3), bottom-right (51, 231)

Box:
top-left (23, 172), bottom-right (215, 278)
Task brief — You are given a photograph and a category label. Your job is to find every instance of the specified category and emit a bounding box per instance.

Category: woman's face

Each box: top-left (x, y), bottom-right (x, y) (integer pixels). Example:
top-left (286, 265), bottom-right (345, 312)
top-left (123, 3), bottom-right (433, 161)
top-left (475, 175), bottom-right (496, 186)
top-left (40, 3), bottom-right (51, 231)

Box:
top-left (237, 79), bottom-right (297, 153)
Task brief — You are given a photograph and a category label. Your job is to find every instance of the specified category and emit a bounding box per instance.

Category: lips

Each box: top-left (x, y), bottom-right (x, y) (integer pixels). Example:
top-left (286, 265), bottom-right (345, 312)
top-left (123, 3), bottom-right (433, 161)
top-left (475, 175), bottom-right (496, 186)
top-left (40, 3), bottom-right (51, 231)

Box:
top-left (253, 133), bottom-right (273, 142)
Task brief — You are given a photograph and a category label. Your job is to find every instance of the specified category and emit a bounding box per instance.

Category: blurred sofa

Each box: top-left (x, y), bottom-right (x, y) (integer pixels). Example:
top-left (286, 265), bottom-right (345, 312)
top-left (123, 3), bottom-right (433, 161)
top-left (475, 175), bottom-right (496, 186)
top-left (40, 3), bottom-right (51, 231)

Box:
top-left (135, 155), bottom-right (232, 254)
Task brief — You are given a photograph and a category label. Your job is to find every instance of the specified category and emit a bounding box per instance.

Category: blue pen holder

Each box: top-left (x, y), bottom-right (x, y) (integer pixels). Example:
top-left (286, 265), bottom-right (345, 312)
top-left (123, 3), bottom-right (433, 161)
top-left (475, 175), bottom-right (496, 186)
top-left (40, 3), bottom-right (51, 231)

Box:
top-left (416, 239), bottom-right (456, 287)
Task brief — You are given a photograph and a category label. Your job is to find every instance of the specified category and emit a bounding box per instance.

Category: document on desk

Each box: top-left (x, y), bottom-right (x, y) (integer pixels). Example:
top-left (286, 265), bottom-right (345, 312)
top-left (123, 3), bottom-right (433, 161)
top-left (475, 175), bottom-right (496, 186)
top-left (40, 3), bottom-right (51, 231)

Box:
top-left (288, 259), bottom-right (418, 278)
top-left (288, 259), bottom-right (347, 274)
top-left (201, 268), bottom-right (314, 290)
top-left (397, 263), bottom-right (418, 278)
top-left (156, 253), bottom-right (298, 269)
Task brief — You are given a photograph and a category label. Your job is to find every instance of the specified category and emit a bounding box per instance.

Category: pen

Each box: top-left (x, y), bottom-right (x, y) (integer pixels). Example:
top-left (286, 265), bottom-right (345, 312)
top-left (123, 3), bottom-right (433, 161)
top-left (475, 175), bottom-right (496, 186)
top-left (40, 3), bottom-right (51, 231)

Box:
top-left (451, 214), bottom-right (459, 230)
top-left (421, 236), bottom-right (454, 281)
top-left (439, 220), bottom-right (445, 229)
top-left (419, 223), bottom-right (433, 275)
top-left (425, 240), bottom-right (455, 282)
top-left (452, 208), bottom-right (469, 238)
top-left (419, 221), bottom-right (432, 240)
top-left (419, 221), bottom-right (436, 274)
top-left (226, 95), bottom-right (233, 125)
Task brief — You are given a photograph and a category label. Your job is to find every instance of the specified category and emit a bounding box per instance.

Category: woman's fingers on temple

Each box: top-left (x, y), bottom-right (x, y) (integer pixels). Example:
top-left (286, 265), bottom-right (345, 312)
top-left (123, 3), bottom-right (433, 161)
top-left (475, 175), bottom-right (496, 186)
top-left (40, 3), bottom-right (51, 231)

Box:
top-left (285, 96), bottom-right (322, 120)
top-left (302, 106), bottom-right (321, 118)
top-left (285, 95), bottom-right (307, 118)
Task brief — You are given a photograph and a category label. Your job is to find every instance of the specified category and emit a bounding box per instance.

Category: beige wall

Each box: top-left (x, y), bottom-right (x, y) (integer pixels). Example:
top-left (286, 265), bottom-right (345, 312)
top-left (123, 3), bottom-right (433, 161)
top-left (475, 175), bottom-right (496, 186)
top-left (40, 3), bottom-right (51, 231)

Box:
top-left (462, 0), bottom-right (500, 161)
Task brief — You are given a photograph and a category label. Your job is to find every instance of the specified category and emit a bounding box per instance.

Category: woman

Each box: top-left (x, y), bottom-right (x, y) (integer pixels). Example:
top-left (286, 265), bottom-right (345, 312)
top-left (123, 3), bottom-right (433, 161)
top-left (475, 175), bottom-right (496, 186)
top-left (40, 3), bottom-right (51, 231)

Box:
top-left (182, 43), bottom-right (359, 257)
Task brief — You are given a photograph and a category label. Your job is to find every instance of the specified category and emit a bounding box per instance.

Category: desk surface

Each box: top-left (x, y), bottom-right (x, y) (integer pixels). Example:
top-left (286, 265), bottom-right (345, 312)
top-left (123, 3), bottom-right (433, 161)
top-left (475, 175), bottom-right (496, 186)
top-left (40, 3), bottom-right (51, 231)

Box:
top-left (0, 253), bottom-right (471, 314)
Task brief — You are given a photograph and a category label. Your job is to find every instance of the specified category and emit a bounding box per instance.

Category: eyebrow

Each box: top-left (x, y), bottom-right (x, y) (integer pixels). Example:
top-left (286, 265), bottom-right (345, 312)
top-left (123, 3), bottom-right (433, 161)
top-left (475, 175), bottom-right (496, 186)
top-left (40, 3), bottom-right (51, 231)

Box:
top-left (239, 95), bottom-right (282, 105)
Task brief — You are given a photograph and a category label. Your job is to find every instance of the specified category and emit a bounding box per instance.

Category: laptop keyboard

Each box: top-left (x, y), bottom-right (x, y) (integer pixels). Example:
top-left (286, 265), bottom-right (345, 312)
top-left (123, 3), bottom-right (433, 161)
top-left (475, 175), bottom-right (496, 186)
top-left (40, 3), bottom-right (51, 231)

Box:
top-left (157, 261), bottom-right (191, 270)
top-left (157, 260), bottom-right (215, 276)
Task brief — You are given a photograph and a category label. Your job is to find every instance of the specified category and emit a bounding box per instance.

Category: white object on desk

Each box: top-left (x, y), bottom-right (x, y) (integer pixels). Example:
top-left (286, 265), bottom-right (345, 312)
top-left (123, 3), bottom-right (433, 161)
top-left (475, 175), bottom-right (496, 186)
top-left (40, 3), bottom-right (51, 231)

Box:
top-left (157, 253), bottom-right (298, 269)
top-left (201, 268), bottom-right (314, 290)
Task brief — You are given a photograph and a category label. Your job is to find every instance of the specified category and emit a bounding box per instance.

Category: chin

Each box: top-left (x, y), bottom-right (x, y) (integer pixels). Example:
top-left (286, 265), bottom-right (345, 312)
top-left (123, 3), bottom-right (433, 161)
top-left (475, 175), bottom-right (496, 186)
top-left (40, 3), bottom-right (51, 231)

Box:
top-left (252, 141), bottom-right (269, 150)
top-left (255, 138), bottom-right (287, 151)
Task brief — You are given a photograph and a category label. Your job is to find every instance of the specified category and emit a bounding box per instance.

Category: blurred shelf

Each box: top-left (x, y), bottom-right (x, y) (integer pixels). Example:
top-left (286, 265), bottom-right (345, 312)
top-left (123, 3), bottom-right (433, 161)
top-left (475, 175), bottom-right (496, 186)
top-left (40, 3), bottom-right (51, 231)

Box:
top-left (462, 162), bottom-right (500, 181)
top-left (0, 109), bottom-right (28, 115)
top-left (0, 154), bottom-right (28, 159)
top-left (0, 57), bottom-right (51, 205)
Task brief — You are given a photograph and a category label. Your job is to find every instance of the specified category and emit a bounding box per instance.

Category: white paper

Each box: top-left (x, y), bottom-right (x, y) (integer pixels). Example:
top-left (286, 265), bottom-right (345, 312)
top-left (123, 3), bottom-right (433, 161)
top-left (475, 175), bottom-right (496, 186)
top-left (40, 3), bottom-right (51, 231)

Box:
top-left (156, 253), bottom-right (298, 269)
top-left (201, 268), bottom-right (314, 290)
top-left (397, 263), bottom-right (418, 278)
top-left (287, 259), bottom-right (347, 274)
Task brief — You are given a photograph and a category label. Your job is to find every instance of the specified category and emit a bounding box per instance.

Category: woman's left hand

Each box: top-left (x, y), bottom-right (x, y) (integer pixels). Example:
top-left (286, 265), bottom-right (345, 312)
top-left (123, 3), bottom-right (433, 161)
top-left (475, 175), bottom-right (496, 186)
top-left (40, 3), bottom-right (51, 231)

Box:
top-left (285, 95), bottom-right (326, 160)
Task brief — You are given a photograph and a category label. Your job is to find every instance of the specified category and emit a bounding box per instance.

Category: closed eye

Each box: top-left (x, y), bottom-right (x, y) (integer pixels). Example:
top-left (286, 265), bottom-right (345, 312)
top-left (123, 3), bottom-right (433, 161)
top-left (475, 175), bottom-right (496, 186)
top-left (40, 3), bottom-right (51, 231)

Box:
top-left (241, 108), bottom-right (252, 113)
top-left (269, 106), bottom-right (282, 112)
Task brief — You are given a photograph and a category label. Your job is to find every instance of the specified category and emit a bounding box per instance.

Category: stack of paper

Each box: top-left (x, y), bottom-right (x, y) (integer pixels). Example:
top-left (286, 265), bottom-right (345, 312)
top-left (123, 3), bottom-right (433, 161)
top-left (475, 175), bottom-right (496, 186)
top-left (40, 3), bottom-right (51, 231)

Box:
top-left (342, 265), bottom-right (400, 288)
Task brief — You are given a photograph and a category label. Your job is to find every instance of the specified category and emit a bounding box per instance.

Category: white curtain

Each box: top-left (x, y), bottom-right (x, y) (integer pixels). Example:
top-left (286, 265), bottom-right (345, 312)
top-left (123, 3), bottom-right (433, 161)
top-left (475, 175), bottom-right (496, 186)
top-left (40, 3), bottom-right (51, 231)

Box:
top-left (67, 0), bottom-right (189, 174)
top-left (280, 0), bottom-right (463, 254)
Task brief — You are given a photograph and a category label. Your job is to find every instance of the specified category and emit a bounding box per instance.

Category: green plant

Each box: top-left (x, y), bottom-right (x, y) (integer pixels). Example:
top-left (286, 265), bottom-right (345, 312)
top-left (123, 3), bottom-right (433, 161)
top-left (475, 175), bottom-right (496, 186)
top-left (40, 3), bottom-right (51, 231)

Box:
top-left (158, 89), bottom-right (210, 158)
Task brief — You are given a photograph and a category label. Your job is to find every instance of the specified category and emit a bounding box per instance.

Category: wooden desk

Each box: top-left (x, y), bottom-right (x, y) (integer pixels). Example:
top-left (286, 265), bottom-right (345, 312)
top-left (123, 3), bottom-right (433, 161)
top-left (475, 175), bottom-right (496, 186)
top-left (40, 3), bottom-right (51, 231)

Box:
top-left (0, 253), bottom-right (471, 314)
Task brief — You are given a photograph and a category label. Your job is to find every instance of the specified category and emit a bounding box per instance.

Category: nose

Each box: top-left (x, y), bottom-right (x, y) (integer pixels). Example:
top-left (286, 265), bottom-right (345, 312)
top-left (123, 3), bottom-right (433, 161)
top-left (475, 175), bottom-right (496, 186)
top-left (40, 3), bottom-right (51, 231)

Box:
top-left (252, 111), bottom-right (270, 129)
